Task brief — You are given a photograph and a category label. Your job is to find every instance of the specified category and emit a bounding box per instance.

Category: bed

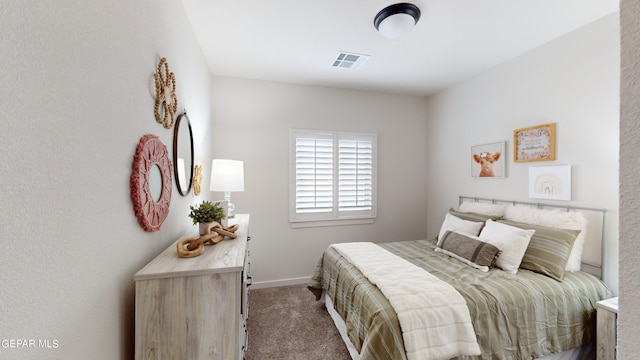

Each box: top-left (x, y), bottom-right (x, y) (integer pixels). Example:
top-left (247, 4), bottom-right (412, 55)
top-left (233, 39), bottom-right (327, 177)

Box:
top-left (308, 197), bottom-right (613, 360)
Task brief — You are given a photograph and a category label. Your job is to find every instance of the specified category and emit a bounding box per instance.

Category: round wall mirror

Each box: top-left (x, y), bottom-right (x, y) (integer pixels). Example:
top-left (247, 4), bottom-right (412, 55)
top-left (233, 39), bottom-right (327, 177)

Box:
top-left (173, 111), bottom-right (194, 196)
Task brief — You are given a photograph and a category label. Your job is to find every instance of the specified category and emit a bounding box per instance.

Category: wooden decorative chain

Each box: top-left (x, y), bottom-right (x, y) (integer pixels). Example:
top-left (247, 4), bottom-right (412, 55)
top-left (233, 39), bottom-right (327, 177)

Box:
top-left (176, 223), bottom-right (239, 258)
top-left (154, 57), bottom-right (178, 129)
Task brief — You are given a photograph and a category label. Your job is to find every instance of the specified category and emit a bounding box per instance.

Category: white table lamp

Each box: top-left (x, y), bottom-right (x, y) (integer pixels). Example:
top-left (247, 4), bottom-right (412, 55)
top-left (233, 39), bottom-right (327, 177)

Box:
top-left (210, 159), bottom-right (244, 218)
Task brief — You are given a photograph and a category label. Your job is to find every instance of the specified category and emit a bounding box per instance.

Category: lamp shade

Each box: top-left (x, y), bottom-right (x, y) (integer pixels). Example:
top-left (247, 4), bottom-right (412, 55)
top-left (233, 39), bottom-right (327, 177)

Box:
top-left (210, 159), bottom-right (244, 192)
top-left (374, 3), bottom-right (421, 38)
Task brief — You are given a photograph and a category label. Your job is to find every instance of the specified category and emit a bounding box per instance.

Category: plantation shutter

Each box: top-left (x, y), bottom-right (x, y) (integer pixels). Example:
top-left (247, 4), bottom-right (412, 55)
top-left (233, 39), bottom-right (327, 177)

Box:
top-left (338, 137), bottom-right (374, 213)
top-left (294, 134), bottom-right (333, 214)
top-left (290, 130), bottom-right (376, 225)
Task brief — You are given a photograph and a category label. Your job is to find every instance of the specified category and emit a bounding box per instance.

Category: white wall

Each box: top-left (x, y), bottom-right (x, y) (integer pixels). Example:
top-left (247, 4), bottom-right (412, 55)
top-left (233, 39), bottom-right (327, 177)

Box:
top-left (208, 77), bottom-right (430, 287)
top-left (423, 14), bottom-right (620, 292)
top-left (619, 1), bottom-right (640, 357)
top-left (0, 1), bottom-right (212, 359)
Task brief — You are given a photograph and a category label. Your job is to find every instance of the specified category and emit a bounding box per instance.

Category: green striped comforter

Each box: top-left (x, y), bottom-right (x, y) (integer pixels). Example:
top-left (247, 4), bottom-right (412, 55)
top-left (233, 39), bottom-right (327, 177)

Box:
top-left (308, 239), bottom-right (612, 360)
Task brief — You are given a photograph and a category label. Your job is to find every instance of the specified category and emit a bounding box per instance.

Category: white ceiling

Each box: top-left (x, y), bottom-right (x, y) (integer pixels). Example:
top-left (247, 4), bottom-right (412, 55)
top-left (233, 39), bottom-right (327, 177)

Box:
top-left (181, 0), bottom-right (619, 97)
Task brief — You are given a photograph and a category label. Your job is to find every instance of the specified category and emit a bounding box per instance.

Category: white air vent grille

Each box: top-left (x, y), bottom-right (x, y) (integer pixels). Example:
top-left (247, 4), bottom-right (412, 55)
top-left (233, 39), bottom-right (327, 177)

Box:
top-left (332, 52), bottom-right (370, 70)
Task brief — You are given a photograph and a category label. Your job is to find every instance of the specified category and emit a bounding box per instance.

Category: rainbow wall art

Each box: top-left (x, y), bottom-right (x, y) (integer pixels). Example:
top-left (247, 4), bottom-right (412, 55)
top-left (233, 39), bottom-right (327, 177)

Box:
top-left (528, 165), bottom-right (571, 200)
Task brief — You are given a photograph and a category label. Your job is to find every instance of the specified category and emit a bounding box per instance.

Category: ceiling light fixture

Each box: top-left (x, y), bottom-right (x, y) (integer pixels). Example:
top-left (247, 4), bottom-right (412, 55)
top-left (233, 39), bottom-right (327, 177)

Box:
top-left (374, 3), bottom-right (421, 39)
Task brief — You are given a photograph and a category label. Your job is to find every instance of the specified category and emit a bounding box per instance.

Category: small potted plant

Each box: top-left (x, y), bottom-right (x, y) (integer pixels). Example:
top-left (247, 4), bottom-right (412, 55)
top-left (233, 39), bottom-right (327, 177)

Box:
top-left (188, 200), bottom-right (226, 235)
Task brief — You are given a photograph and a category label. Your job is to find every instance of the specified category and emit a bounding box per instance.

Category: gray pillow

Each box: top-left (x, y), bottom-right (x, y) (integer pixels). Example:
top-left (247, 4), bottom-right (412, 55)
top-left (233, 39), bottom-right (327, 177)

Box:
top-left (449, 208), bottom-right (502, 223)
top-left (436, 230), bottom-right (501, 272)
top-left (498, 220), bottom-right (580, 281)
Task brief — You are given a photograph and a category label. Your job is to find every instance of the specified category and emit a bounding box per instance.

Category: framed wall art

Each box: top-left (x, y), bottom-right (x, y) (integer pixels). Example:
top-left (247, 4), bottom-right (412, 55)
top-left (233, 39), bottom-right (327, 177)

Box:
top-left (514, 123), bottom-right (556, 162)
top-left (529, 165), bottom-right (571, 200)
top-left (471, 141), bottom-right (505, 178)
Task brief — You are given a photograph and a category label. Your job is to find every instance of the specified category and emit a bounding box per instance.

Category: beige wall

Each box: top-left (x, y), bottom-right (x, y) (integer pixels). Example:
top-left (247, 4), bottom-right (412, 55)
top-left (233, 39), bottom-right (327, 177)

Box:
top-left (423, 13), bottom-right (620, 291)
top-left (619, 1), bottom-right (640, 357)
top-left (0, 1), bottom-right (212, 358)
top-left (208, 77), bottom-right (430, 286)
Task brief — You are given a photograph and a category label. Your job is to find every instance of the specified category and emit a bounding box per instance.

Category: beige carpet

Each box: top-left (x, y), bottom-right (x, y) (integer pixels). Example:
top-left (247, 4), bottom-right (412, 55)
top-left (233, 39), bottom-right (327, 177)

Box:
top-left (246, 285), bottom-right (351, 360)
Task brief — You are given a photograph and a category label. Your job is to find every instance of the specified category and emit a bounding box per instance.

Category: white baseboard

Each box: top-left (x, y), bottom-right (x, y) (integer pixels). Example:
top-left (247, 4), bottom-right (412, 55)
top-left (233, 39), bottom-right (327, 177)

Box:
top-left (250, 277), bottom-right (309, 289)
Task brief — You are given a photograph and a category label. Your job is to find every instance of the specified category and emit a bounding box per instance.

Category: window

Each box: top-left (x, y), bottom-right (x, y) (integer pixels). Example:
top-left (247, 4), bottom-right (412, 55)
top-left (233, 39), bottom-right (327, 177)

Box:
top-left (290, 129), bottom-right (376, 227)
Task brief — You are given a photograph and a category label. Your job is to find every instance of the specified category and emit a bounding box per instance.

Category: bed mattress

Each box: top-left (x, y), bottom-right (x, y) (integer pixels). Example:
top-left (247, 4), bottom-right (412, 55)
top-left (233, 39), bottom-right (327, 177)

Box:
top-left (308, 239), bottom-right (612, 360)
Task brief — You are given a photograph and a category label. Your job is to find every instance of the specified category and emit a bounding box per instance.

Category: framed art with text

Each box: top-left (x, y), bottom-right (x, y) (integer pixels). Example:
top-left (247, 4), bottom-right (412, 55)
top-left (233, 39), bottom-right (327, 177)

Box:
top-left (514, 123), bottom-right (556, 162)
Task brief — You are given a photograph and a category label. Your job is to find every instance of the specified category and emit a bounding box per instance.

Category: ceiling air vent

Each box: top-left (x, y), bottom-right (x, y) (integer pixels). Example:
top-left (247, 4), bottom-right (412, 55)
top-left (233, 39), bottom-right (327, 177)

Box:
top-left (332, 51), bottom-right (370, 70)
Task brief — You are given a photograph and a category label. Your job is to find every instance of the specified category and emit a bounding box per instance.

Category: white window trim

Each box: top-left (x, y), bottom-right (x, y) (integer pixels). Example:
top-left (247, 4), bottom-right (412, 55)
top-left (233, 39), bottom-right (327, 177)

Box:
top-left (289, 129), bottom-right (377, 228)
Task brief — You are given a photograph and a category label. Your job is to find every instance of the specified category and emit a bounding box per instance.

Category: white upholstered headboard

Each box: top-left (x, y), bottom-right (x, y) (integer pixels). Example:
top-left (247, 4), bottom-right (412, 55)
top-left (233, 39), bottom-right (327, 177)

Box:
top-left (458, 196), bottom-right (607, 279)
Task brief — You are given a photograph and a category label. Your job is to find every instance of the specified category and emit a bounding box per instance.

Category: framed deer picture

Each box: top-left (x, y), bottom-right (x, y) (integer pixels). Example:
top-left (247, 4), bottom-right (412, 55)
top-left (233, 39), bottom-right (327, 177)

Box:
top-left (471, 141), bottom-right (506, 178)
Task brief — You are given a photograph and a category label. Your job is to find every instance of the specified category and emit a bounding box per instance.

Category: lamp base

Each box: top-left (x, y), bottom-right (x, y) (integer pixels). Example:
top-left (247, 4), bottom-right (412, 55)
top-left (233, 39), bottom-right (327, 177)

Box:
top-left (225, 191), bottom-right (235, 219)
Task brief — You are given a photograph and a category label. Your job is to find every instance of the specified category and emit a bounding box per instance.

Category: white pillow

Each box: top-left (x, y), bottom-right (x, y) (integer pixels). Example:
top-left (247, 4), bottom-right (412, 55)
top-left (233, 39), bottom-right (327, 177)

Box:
top-left (459, 201), bottom-right (507, 217)
top-left (479, 219), bottom-right (535, 274)
top-left (437, 213), bottom-right (484, 246)
top-left (504, 205), bottom-right (587, 272)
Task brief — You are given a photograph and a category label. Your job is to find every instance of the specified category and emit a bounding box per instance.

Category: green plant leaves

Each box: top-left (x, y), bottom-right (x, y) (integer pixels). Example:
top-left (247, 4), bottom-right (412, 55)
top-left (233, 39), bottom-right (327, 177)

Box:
top-left (187, 201), bottom-right (226, 225)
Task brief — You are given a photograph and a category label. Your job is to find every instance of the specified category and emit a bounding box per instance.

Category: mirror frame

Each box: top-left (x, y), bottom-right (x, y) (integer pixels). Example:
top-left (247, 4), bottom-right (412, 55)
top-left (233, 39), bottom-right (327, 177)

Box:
top-left (130, 134), bottom-right (172, 232)
top-left (173, 111), bottom-right (194, 196)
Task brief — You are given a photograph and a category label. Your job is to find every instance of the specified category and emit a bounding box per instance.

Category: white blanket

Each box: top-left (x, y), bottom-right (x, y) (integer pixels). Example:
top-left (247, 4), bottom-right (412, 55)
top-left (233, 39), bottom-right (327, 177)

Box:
top-left (331, 242), bottom-right (480, 360)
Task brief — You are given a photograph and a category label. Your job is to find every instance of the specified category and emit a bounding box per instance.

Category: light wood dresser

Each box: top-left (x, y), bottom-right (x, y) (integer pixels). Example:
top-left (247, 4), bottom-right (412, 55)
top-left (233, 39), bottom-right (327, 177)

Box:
top-left (134, 214), bottom-right (251, 360)
top-left (596, 296), bottom-right (618, 360)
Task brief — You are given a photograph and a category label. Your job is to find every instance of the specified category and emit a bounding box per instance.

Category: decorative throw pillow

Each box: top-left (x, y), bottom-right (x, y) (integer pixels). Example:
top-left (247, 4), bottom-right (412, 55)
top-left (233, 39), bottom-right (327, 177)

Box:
top-left (498, 220), bottom-right (580, 281)
top-left (479, 220), bottom-right (535, 274)
top-left (436, 231), bottom-right (501, 272)
top-left (448, 208), bottom-right (503, 224)
top-left (504, 205), bottom-right (587, 272)
top-left (437, 213), bottom-right (484, 246)
top-left (459, 201), bottom-right (507, 217)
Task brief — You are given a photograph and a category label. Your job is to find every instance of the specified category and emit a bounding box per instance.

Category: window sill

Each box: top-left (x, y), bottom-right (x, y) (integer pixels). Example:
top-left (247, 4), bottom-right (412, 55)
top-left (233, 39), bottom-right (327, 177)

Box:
top-left (289, 217), bottom-right (375, 229)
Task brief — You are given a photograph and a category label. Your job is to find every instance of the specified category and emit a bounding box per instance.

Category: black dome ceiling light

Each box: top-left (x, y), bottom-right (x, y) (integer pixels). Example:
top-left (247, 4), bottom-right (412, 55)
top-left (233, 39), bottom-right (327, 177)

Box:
top-left (374, 3), bottom-right (421, 38)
